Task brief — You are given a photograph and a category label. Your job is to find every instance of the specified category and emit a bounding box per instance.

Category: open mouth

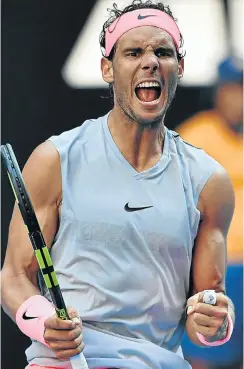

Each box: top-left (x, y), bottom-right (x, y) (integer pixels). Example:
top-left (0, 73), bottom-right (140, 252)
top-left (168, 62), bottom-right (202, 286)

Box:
top-left (135, 81), bottom-right (162, 103)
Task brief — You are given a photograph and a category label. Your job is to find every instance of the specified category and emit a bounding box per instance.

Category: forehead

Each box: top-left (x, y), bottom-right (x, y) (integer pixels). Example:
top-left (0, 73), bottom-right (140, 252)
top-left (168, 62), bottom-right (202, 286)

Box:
top-left (116, 26), bottom-right (176, 50)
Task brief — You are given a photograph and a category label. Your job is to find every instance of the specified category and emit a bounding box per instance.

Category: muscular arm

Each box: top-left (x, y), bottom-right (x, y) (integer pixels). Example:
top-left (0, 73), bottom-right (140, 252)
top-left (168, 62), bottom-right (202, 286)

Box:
top-left (1, 141), bottom-right (62, 320)
top-left (185, 167), bottom-right (235, 345)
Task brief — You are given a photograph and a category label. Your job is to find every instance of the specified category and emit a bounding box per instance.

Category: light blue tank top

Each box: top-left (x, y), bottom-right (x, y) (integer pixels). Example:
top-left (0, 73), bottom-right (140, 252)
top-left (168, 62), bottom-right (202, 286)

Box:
top-left (25, 112), bottom-right (219, 369)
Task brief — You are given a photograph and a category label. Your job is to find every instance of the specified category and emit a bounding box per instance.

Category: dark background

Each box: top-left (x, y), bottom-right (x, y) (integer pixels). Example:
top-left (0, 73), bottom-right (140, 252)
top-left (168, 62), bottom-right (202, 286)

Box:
top-left (1, 1), bottom-right (235, 369)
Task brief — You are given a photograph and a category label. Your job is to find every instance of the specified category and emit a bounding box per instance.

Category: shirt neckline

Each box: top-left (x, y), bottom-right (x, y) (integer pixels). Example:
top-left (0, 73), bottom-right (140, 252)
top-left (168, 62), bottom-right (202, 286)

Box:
top-left (102, 112), bottom-right (171, 179)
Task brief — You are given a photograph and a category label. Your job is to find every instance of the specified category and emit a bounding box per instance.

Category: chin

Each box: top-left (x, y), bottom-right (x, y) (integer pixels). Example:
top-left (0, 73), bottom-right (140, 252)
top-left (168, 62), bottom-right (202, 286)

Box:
top-left (133, 102), bottom-right (167, 126)
top-left (132, 91), bottom-right (168, 125)
top-left (135, 112), bottom-right (164, 126)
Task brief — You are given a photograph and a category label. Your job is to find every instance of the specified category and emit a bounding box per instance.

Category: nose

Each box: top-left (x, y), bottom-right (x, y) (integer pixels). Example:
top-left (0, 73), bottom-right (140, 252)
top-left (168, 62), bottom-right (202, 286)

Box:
top-left (141, 52), bottom-right (159, 72)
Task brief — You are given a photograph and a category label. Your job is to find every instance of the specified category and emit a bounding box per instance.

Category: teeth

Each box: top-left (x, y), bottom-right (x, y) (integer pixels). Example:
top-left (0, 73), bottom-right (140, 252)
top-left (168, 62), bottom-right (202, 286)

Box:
top-left (137, 81), bottom-right (160, 88)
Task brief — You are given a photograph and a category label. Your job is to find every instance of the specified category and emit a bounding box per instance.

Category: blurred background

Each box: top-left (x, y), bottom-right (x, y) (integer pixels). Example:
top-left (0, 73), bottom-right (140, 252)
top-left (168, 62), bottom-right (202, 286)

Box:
top-left (1, 0), bottom-right (243, 368)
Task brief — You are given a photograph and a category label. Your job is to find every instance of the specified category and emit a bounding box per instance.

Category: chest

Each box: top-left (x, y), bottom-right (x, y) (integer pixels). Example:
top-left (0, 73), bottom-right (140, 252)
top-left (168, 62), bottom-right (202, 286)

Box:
top-left (66, 157), bottom-right (191, 254)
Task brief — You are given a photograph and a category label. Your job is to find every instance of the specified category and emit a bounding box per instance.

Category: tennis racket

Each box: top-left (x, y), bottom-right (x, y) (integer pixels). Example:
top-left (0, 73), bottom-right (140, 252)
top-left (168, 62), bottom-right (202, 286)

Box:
top-left (1, 143), bottom-right (89, 369)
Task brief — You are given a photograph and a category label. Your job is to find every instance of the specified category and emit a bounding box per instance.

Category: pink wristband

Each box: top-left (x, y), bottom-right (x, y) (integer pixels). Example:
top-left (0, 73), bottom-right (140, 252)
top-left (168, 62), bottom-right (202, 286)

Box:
top-left (16, 295), bottom-right (56, 346)
top-left (196, 313), bottom-right (233, 346)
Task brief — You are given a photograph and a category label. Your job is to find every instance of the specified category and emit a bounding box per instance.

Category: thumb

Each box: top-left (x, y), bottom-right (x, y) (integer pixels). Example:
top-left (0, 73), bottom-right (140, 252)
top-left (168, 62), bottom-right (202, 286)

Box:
top-left (186, 305), bottom-right (194, 316)
top-left (67, 306), bottom-right (81, 325)
top-left (186, 292), bottom-right (201, 315)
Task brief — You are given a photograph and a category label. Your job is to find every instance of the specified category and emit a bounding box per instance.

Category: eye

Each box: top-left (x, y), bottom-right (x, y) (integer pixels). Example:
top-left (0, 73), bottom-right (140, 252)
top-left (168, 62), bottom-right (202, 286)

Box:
top-left (126, 49), bottom-right (141, 57)
top-left (155, 49), bottom-right (172, 58)
top-left (128, 52), bottom-right (138, 57)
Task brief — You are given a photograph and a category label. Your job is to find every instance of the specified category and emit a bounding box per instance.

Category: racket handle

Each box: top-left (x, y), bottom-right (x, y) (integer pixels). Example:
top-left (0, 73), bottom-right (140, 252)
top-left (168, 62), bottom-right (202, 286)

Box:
top-left (70, 353), bottom-right (89, 369)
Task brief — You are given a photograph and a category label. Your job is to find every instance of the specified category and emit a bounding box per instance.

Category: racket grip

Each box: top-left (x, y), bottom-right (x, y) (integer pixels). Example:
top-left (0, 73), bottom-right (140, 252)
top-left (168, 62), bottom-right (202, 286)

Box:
top-left (70, 353), bottom-right (89, 369)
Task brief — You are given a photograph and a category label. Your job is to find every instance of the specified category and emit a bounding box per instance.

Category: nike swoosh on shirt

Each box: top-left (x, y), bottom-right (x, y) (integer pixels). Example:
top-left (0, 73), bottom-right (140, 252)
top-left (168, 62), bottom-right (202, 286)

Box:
top-left (137, 14), bottom-right (157, 20)
top-left (23, 311), bottom-right (38, 320)
top-left (124, 203), bottom-right (153, 212)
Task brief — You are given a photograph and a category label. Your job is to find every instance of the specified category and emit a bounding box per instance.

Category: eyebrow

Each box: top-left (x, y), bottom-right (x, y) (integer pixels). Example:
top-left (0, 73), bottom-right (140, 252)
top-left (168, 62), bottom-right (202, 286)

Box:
top-left (155, 46), bottom-right (175, 54)
top-left (122, 46), bottom-right (176, 54)
top-left (123, 47), bottom-right (143, 53)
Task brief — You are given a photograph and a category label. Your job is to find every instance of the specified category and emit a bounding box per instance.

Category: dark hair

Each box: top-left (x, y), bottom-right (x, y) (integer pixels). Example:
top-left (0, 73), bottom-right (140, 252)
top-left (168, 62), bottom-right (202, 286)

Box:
top-left (99, 0), bottom-right (185, 61)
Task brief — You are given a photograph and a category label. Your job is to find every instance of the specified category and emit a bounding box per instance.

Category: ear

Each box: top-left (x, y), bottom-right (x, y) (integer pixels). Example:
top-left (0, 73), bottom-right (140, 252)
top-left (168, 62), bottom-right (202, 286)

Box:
top-left (178, 58), bottom-right (184, 82)
top-left (101, 57), bottom-right (114, 83)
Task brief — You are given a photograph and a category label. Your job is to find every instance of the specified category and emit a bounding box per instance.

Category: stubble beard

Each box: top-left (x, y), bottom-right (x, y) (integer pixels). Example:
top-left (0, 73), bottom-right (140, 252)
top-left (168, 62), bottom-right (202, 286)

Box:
top-left (115, 75), bottom-right (178, 130)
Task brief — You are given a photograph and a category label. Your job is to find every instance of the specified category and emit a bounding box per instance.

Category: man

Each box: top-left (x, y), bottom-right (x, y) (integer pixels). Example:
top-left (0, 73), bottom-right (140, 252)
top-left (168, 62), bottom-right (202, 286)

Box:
top-left (177, 56), bottom-right (243, 263)
top-left (1, 1), bottom-right (235, 369)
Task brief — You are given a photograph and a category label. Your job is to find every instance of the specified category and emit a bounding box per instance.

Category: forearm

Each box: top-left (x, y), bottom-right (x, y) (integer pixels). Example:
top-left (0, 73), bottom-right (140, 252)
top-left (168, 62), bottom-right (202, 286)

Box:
top-left (1, 270), bottom-right (41, 321)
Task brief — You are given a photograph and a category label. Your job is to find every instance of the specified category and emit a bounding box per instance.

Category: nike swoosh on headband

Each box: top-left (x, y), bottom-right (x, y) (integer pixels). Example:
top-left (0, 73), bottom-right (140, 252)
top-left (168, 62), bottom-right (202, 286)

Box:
top-left (124, 202), bottom-right (153, 212)
top-left (23, 311), bottom-right (38, 320)
top-left (138, 14), bottom-right (157, 20)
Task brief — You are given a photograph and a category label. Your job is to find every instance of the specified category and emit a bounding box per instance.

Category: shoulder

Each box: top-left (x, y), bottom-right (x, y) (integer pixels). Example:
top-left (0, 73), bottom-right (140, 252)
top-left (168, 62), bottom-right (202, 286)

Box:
top-left (24, 140), bottom-right (60, 176)
top-left (22, 140), bottom-right (62, 207)
top-left (48, 115), bottom-right (105, 152)
top-left (198, 166), bottom-right (235, 229)
top-left (168, 129), bottom-right (222, 204)
top-left (169, 129), bottom-right (219, 170)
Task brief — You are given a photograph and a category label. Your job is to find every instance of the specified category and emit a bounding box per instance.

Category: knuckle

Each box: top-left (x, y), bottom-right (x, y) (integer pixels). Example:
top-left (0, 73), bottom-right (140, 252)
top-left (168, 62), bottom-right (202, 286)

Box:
top-left (193, 312), bottom-right (199, 321)
top-left (74, 327), bottom-right (82, 338)
top-left (74, 337), bottom-right (82, 347)
top-left (68, 330), bottom-right (75, 340)
top-left (43, 330), bottom-right (50, 340)
top-left (194, 303), bottom-right (201, 313)
top-left (49, 341), bottom-right (58, 351)
top-left (56, 317), bottom-right (64, 328)
top-left (55, 351), bottom-right (63, 359)
top-left (69, 329), bottom-right (80, 340)
top-left (44, 318), bottom-right (51, 328)
top-left (219, 294), bottom-right (228, 303)
top-left (56, 351), bottom-right (69, 360)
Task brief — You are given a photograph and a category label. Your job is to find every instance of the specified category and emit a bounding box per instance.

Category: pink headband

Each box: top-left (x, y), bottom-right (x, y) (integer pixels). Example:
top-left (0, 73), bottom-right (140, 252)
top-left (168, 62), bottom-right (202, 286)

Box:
top-left (105, 9), bottom-right (181, 57)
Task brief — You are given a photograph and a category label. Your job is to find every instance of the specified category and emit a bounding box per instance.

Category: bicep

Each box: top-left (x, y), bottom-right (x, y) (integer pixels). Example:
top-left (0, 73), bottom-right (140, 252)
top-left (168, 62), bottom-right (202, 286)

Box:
top-left (4, 200), bottom-right (58, 284)
top-left (192, 169), bottom-right (235, 293)
top-left (2, 141), bottom-right (61, 284)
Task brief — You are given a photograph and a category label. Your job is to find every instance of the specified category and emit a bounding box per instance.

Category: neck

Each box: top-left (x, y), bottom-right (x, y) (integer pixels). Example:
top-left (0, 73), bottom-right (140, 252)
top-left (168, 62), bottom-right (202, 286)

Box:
top-left (108, 107), bottom-right (165, 172)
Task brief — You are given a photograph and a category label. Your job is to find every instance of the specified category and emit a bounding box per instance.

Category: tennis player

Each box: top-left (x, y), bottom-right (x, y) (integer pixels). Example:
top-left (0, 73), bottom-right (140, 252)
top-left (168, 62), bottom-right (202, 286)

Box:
top-left (1, 1), bottom-right (235, 369)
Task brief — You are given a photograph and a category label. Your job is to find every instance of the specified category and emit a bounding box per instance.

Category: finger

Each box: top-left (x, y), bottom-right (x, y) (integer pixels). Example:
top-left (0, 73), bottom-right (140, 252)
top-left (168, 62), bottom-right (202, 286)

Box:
top-left (55, 343), bottom-right (85, 360)
top-left (198, 290), bottom-right (216, 305)
top-left (187, 293), bottom-right (201, 308)
top-left (44, 326), bottom-right (82, 342)
top-left (194, 303), bottom-right (227, 318)
top-left (194, 323), bottom-right (218, 338)
top-left (72, 317), bottom-right (81, 324)
top-left (67, 307), bottom-right (81, 321)
top-left (198, 291), bottom-right (228, 307)
top-left (187, 305), bottom-right (194, 315)
top-left (44, 315), bottom-right (75, 330)
top-left (187, 293), bottom-right (201, 315)
top-left (193, 312), bottom-right (222, 328)
top-left (49, 335), bottom-right (82, 351)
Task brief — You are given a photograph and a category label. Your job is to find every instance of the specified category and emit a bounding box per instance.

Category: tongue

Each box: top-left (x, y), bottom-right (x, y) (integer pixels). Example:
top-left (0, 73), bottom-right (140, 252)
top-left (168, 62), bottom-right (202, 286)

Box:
top-left (136, 87), bottom-right (158, 102)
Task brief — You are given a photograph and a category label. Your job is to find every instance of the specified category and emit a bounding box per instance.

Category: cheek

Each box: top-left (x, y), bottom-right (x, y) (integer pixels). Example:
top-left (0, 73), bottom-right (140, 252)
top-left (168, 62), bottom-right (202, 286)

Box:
top-left (114, 61), bottom-right (136, 93)
top-left (114, 75), bottom-right (133, 101)
top-left (160, 61), bottom-right (179, 84)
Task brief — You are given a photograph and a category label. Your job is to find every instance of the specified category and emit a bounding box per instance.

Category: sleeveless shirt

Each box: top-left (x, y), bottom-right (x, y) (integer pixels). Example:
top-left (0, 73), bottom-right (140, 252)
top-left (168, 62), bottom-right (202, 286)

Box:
top-left (25, 112), bottom-right (220, 369)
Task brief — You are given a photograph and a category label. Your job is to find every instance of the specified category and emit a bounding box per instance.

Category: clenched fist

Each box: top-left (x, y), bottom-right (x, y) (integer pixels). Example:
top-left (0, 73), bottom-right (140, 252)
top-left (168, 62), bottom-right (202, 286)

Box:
top-left (187, 291), bottom-right (229, 342)
top-left (44, 307), bottom-right (85, 360)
